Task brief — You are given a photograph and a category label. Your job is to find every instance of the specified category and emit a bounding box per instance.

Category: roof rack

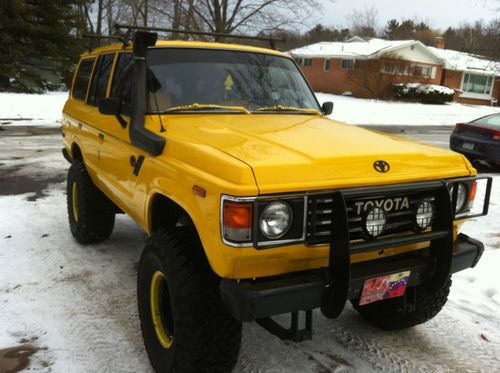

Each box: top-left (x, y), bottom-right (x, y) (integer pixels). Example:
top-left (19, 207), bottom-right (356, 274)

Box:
top-left (114, 24), bottom-right (285, 50)
top-left (82, 33), bottom-right (129, 51)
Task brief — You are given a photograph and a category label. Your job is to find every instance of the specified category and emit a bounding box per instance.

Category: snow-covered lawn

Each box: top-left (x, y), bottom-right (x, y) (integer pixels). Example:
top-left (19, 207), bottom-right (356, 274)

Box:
top-left (0, 91), bottom-right (68, 127)
top-left (317, 92), bottom-right (500, 126)
top-left (2, 91), bottom-right (500, 128)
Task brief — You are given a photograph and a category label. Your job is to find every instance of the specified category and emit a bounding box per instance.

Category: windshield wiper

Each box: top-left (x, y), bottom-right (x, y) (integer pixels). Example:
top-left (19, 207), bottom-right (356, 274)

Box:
top-left (255, 105), bottom-right (321, 115)
top-left (165, 103), bottom-right (250, 114)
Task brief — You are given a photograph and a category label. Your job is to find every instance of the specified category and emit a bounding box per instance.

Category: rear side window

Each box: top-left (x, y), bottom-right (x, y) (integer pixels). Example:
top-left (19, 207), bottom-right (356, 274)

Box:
top-left (72, 58), bottom-right (95, 101)
top-left (87, 53), bottom-right (115, 106)
top-left (111, 53), bottom-right (134, 115)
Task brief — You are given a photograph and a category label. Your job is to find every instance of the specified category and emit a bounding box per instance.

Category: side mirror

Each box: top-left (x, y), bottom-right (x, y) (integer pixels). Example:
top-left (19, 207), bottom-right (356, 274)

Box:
top-left (98, 97), bottom-right (127, 128)
top-left (98, 97), bottom-right (122, 115)
top-left (322, 101), bottom-right (333, 115)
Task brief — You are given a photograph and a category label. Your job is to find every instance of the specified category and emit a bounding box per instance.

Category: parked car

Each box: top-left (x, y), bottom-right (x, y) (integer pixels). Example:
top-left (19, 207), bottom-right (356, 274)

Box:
top-left (450, 113), bottom-right (500, 169)
top-left (62, 26), bottom-right (492, 373)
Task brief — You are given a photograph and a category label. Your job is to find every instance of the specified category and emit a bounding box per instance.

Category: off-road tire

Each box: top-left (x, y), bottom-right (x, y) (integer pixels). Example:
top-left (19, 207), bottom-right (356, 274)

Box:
top-left (351, 277), bottom-right (452, 330)
top-left (138, 227), bottom-right (242, 373)
top-left (66, 159), bottom-right (115, 244)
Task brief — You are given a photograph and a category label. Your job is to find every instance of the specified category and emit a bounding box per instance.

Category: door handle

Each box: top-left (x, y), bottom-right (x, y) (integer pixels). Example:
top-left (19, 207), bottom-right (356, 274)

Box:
top-left (98, 133), bottom-right (104, 141)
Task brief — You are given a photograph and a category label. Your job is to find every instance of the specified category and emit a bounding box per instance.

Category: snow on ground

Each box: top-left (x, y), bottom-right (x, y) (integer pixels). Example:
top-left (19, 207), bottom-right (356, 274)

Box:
top-left (0, 124), bottom-right (499, 372)
top-left (0, 91), bottom-right (68, 127)
top-left (316, 92), bottom-right (500, 126)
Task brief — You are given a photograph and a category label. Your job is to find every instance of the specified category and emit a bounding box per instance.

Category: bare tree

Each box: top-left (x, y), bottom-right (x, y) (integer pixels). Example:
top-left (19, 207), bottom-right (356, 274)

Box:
top-left (349, 5), bottom-right (378, 37)
top-left (175, 0), bottom-right (334, 36)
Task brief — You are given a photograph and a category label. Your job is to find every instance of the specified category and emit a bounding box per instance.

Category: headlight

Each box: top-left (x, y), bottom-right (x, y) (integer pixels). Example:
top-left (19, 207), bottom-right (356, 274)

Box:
top-left (259, 201), bottom-right (293, 239)
top-left (415, 200), bottom-right (433, 230)
top-left (365, 207), bottom-right (386, 237)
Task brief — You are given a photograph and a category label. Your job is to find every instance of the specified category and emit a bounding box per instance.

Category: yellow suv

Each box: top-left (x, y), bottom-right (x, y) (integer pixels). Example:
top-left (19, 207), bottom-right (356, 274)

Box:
top-left (62, 27), bottom-right (492, 373)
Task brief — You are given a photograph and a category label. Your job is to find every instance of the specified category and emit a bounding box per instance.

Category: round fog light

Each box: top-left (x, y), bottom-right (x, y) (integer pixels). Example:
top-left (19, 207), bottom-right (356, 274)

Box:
top-left (259, 201), bottom-right (293, 239)
top-left (365, 207), bottom-right (386, 237)
top-left (416, 200), bottom-right (433, 230)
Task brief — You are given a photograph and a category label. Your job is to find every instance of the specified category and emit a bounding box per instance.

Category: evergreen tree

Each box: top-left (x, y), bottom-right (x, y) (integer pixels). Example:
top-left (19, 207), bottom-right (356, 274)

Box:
top-left (0, 0), bottom-right (87, 92)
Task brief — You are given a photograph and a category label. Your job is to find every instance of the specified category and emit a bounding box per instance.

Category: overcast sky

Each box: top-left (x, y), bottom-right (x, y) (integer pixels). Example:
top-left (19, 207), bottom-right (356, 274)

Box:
top-left (317, 0), bottom-right (498, 31)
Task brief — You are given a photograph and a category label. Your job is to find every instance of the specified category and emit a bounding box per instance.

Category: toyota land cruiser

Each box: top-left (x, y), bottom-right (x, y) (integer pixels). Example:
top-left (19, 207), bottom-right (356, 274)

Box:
top-left (61, 26), bottom-right (493, 373)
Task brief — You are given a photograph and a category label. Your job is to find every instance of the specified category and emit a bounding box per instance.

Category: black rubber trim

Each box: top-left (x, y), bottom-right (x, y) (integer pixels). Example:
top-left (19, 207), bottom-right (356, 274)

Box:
top-left (220, 234), bottom-right (484, 322)
top-left (129, 31), bottom-right (165, 156)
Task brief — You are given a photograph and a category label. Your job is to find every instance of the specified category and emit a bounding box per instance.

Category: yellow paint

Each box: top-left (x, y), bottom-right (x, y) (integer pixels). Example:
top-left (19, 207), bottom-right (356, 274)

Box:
top-left (62, 40), bottom-right (476, 280)
top-left (72, 182), bottom-right (78, 222)
top-left (150, 271), bottom-right (173, 349)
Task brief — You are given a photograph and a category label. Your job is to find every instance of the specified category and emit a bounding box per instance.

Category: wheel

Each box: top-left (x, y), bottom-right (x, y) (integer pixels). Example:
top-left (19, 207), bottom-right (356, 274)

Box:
top-left (138, 227), bottom-right (242, 373)
top-left (66, 159), bottom-right (115, 244)
top-left (351, 277), bottom-right (452, 330)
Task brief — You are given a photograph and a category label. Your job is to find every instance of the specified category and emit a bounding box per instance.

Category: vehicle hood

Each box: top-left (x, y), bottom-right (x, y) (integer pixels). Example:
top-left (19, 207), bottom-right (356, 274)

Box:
top-left (165, 114), bottom-right (473, 194)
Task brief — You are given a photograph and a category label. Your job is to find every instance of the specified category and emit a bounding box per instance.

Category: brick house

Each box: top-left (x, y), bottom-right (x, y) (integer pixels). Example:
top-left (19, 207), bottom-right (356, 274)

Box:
top-left (289, 37), bottom-right (500, 105)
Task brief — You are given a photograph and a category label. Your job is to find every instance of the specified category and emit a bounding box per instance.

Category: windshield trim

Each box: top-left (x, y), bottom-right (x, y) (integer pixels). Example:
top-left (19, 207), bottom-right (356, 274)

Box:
top-left (146, 46), bottom-right (323, 113)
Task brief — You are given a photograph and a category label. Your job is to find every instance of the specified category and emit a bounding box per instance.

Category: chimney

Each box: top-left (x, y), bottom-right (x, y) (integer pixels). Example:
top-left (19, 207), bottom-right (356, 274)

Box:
top-left (434, 36), bottom-right (446, 49)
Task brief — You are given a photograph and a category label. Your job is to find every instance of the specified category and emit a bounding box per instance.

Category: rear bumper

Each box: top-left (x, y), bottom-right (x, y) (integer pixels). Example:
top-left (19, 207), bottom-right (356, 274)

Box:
top-left (220, 233), bottom-right (484, 322)
top-left (450, 134), bottom-right (500, 161)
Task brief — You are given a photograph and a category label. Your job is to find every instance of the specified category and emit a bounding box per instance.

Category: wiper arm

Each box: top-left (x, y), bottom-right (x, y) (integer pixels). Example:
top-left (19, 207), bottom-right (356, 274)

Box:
top-left (165, 103), bottom-right (250, 114)
top-left (255, 105), bottom-right (321, 115)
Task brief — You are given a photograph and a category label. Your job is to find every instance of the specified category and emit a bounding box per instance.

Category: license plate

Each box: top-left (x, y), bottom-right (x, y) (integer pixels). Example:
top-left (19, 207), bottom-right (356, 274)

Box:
top-left (462, 142), bottom-right (475, 150)
top-left (359, 271), bottom-right (411, 306)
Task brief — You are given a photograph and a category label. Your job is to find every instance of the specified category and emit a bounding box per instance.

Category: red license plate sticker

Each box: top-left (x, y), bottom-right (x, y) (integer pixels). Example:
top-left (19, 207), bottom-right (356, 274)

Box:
top-left (359, 271), bottom-right (411, 306)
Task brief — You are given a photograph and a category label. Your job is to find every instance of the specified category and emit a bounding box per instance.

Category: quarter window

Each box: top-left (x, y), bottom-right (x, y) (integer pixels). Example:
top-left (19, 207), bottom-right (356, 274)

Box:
top-left (111, 53), bottom-right (134, 115)
top-left (87, 53), bottom-right (115, 106)
top-left (462, 73), bottom-right (494, 95)
top-left (72, 58), bottom-right (95, 101)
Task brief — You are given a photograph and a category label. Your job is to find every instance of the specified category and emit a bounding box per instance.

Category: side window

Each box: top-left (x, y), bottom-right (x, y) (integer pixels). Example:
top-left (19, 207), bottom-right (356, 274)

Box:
top-left (72, 58), bottom-right (95, 101)
top-left (111, 53), bottom-right (134, 115)
top-left (87, 53), bottom-right (115, 106)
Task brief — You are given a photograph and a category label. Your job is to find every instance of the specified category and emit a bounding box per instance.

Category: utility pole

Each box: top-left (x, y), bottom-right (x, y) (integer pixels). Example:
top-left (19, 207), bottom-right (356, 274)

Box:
top-left (144, 0), bottom-right (148, 26)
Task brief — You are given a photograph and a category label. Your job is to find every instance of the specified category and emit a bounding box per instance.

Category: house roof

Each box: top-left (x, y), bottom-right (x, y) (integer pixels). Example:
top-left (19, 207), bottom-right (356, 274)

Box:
top-left (289, 37), bottom-right (500, 76)
top-left (428, 46), bottom-right (500, 76)
top-left (288, 38), bottom-right (443, 62)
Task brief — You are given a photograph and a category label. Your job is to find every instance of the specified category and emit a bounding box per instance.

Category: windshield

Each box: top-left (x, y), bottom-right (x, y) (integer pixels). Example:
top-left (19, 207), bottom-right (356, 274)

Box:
top-left (146, 48), bottom-right (320, 113)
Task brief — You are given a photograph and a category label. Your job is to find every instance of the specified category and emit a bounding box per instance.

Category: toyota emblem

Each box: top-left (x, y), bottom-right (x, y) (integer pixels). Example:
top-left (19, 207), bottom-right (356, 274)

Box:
top-left (373, 160), bottom-right (390, 173)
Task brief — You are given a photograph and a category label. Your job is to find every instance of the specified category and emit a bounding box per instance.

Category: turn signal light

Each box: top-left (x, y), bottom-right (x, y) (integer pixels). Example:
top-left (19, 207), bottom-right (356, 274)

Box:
top-left (223, 201), bottom-right (253, 243)
top-left (492, 131), bottom-right (500, 141)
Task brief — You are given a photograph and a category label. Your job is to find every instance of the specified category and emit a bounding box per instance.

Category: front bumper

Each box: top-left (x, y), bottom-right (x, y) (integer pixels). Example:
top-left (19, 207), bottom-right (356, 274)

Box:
top-left (220, 233), bottom-right (484, 322)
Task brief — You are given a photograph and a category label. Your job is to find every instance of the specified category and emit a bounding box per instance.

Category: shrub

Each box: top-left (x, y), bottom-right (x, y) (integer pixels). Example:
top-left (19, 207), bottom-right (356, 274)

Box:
top-left (392, 83), bottom-right (455, 104)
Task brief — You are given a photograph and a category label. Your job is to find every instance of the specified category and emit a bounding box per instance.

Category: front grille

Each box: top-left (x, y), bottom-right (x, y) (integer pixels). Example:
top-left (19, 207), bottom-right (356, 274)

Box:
top-left (306, 192), bottom-right (436, 245)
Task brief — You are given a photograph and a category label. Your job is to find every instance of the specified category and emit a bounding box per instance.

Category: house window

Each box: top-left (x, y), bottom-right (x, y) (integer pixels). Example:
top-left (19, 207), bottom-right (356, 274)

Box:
top-left (341, 59), bottom-right (354, 70)
top-left (413, 64), bottom-right (433, 78)
top-left (295, 57), bottom-right (303, 66)
top-left (462, 73), bottom-right (494, 95)
top-left (303, 59), bottom-right (312, 67)
top-left (324, 59), bottom-right (330, 71)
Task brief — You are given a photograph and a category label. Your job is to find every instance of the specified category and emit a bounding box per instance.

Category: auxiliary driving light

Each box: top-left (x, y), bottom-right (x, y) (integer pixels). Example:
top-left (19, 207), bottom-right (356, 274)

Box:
top-left (259, 201), bottom-right (293, 239)
top-left (365, 207), bottom-right (387, 237)
top-left (415, 200), bottom-right (433, 230)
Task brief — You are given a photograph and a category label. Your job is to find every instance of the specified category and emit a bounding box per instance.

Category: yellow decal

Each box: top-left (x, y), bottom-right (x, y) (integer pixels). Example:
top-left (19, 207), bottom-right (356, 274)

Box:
top-left (224, 74), bottom-right (234, 91)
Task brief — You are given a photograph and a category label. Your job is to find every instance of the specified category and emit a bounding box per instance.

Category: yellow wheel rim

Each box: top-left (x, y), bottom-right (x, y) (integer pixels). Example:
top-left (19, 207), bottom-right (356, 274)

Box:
top-left (150, 271), bottom-right (173, 349)
top-left (72, 182), bottom-right (79, 222)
